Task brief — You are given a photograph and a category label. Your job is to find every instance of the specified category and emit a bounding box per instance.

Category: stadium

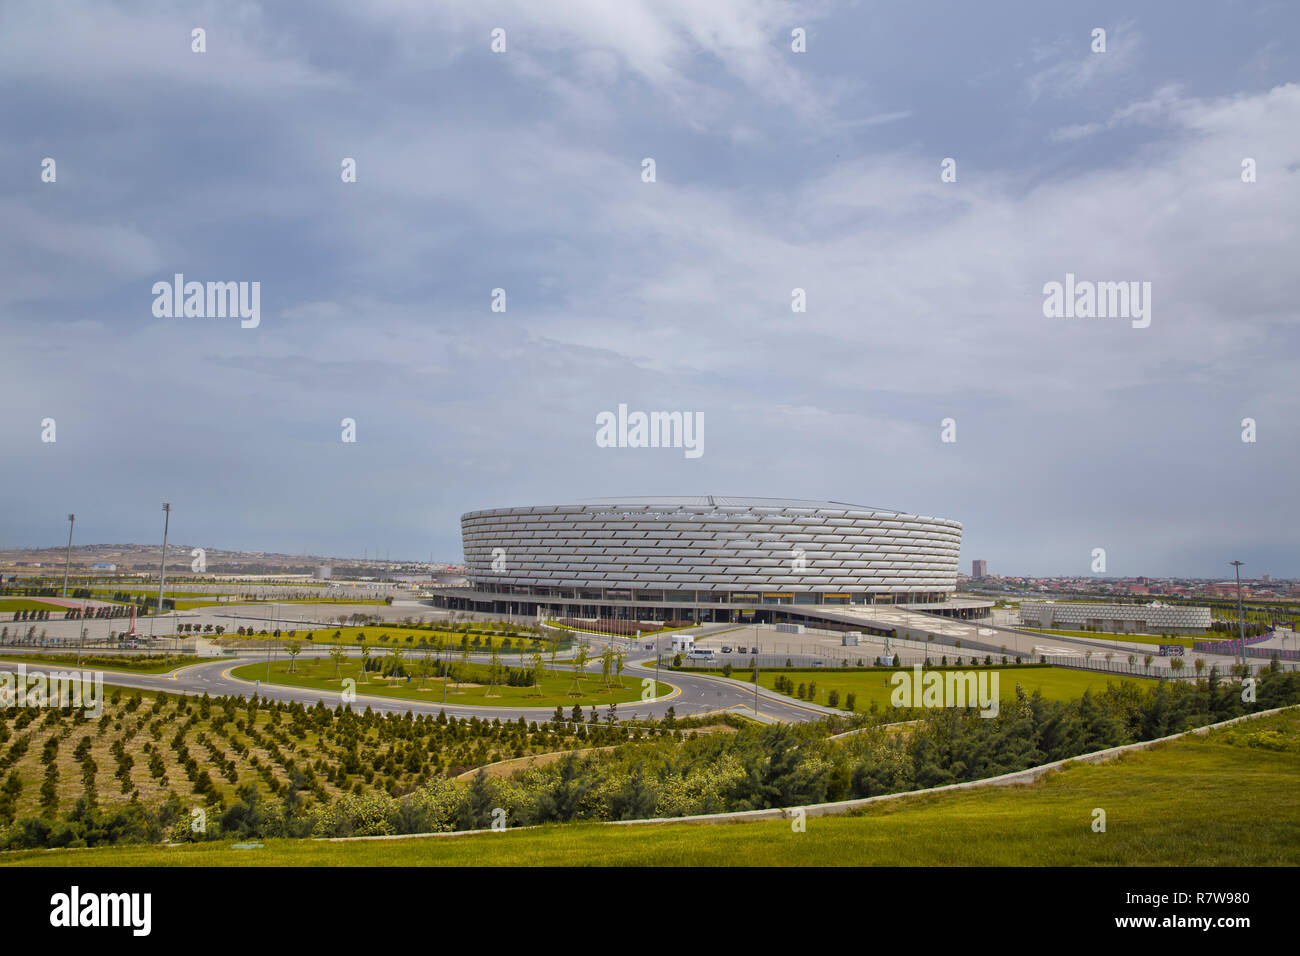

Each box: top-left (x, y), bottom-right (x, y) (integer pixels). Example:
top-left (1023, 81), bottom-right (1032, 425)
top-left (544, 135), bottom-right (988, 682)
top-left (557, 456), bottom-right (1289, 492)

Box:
top-left (434, 497), bottom-right (972, 629)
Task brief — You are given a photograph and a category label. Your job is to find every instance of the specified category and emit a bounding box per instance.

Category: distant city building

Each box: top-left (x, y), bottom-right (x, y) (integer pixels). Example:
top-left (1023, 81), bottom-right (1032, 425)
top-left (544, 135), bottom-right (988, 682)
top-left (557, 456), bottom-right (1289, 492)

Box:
top-left (1019, 601), bottom-right (1211, 635)
top-left (315, 565), bottom-right (332, 580)
top-left (1262, 574), bottom-right (1272, 583)
top-left (972, 559), bottom-right (988, 579)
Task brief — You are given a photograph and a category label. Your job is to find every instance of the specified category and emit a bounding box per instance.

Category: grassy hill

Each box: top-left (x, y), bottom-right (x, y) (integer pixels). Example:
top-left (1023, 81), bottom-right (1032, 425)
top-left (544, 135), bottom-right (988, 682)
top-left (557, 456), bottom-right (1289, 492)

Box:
top-left (5, 708), bottom-right (1295, 867)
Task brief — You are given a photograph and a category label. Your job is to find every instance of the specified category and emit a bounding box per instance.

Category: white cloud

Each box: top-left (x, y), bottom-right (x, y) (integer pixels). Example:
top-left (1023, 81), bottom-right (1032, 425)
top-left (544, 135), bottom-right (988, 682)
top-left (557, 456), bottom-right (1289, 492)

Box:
top-left (1026, 20), bottom-right (1141, 102)
top-left (0, 0), bottom-right (342, 96)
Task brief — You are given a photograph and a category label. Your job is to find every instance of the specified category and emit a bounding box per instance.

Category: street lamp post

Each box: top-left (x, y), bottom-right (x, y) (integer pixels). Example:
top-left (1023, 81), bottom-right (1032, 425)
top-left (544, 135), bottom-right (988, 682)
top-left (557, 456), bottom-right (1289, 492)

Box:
top-left (61, 514), bottom-right (75, 598)
top-left (1230, 561), bottom-right (1246, 679)
top-left (655, 633), bottom-right (661, 693)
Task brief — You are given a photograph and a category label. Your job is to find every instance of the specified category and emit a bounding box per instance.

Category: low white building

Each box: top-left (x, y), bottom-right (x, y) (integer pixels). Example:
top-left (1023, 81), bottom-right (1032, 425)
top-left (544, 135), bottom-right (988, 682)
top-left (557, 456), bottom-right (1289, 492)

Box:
top-left (1019, 602), bottom-right (1211, 635)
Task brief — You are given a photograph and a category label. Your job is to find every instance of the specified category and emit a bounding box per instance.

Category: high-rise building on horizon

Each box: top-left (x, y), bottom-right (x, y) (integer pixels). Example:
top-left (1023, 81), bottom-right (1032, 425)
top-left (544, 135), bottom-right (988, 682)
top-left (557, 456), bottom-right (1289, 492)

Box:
top-left (972, 559), bottom-right (988, 579)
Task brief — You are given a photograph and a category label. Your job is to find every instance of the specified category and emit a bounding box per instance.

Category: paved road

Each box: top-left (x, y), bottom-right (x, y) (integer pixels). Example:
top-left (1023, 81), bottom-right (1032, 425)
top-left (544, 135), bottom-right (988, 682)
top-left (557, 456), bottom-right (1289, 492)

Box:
top-left (0, 641), bottom-right (835, 725)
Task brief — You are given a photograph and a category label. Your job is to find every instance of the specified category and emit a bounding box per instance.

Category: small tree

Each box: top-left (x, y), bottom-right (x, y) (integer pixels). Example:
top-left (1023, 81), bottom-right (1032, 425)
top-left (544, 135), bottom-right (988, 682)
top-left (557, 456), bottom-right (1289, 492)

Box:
top-left (599, 644), bottom-right (614, 688)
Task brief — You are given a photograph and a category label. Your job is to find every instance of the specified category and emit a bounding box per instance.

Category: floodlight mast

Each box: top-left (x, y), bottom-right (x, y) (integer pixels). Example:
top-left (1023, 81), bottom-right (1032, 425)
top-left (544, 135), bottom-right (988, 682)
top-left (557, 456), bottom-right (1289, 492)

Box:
top-left (61, 514), bottom-right (75, 598)
top-left (151, 503), bottom-right (170, 639)
top-left (1230, 561), bottom-right (1246, 678)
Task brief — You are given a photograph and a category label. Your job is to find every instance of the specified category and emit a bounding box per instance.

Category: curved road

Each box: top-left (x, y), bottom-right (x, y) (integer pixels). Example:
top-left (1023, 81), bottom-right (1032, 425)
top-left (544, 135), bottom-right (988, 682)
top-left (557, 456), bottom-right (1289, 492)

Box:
top-left (0, 648), bottom-right (837, 725)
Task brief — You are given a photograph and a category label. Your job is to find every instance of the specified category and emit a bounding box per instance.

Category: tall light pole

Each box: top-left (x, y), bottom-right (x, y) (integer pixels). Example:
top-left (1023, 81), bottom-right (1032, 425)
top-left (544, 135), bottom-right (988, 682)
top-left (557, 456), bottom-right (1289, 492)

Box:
top-left (61, 514), bottom-right (75, 598)
top-left (1230, 561), bottom-right (1246, 679)
top-left (653, 631), bottom-right (664, 701)
top-left (151, 503), bottom-right (170, 639)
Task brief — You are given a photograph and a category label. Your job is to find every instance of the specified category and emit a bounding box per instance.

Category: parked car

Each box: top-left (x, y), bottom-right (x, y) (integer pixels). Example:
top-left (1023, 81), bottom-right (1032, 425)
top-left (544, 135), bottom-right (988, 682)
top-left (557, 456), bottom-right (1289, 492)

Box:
top-left (721, 646), bottom-right (733, 654)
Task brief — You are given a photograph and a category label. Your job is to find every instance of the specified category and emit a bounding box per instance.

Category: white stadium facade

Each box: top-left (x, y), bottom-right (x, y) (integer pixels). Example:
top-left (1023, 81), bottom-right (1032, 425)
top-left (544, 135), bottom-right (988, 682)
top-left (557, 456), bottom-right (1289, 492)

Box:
top-left (434, 497), bottom-right (982, 629)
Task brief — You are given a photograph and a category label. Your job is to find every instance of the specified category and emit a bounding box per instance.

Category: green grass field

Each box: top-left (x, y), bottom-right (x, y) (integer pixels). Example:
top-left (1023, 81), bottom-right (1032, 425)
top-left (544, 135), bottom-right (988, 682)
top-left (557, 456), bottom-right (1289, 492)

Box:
top-left (87, 589), bottom-right (220, 601)
top-left (0, 653), bottom-right (220, 674)
top-left (0, 598), bottom-right (65, 612)
top-left (545, 620), bottom-right (688, 638)
top-left (747, 665), bottom-right (1156, 710)
top-left (6, 709), bottom-right (1294, 866)
top-left (235, 625), bottom-right (550, 652)
top-left (1018, 627), bottom-right (1199, 648)
top-left (230, 657), bottom-right (670, 708)
top-left (259, 598), bottom-right (389, 606)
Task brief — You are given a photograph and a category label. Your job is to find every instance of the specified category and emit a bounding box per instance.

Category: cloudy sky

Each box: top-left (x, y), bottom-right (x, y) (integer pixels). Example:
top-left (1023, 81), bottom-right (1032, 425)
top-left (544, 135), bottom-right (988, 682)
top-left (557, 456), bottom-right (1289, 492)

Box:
top-left (1, 1), bottom-right (1297, 577)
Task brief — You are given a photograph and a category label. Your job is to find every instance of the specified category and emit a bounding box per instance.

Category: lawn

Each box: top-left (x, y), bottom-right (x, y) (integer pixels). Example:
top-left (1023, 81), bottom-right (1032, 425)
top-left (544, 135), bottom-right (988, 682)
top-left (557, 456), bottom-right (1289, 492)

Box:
top-left (545, 620), bottom-right (689, 638)
top-left (258, 598), bottom-right (390, 606)
top-left (88, 589), bottom-right (220, 599)
top-left (0, 599), bottom-right (67, 612)
top-left (234, 625), bottom-right (553, 653)
top-left (744, 665), bottom-right (1156, 710)
top-left (1018, 627), bottom-right (1199, 648)
top-left (229, 656), bottom-right (670, 708)
top-left (6, 709), bottom-right (1295, 866)
top-left (0, 653), bottom-right (221, 674)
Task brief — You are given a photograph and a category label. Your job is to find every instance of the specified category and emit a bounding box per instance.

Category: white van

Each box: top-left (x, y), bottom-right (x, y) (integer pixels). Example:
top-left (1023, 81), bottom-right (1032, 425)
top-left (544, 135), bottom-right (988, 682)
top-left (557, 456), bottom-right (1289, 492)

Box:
top-left (685, 648), bottom-right (716, 662)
